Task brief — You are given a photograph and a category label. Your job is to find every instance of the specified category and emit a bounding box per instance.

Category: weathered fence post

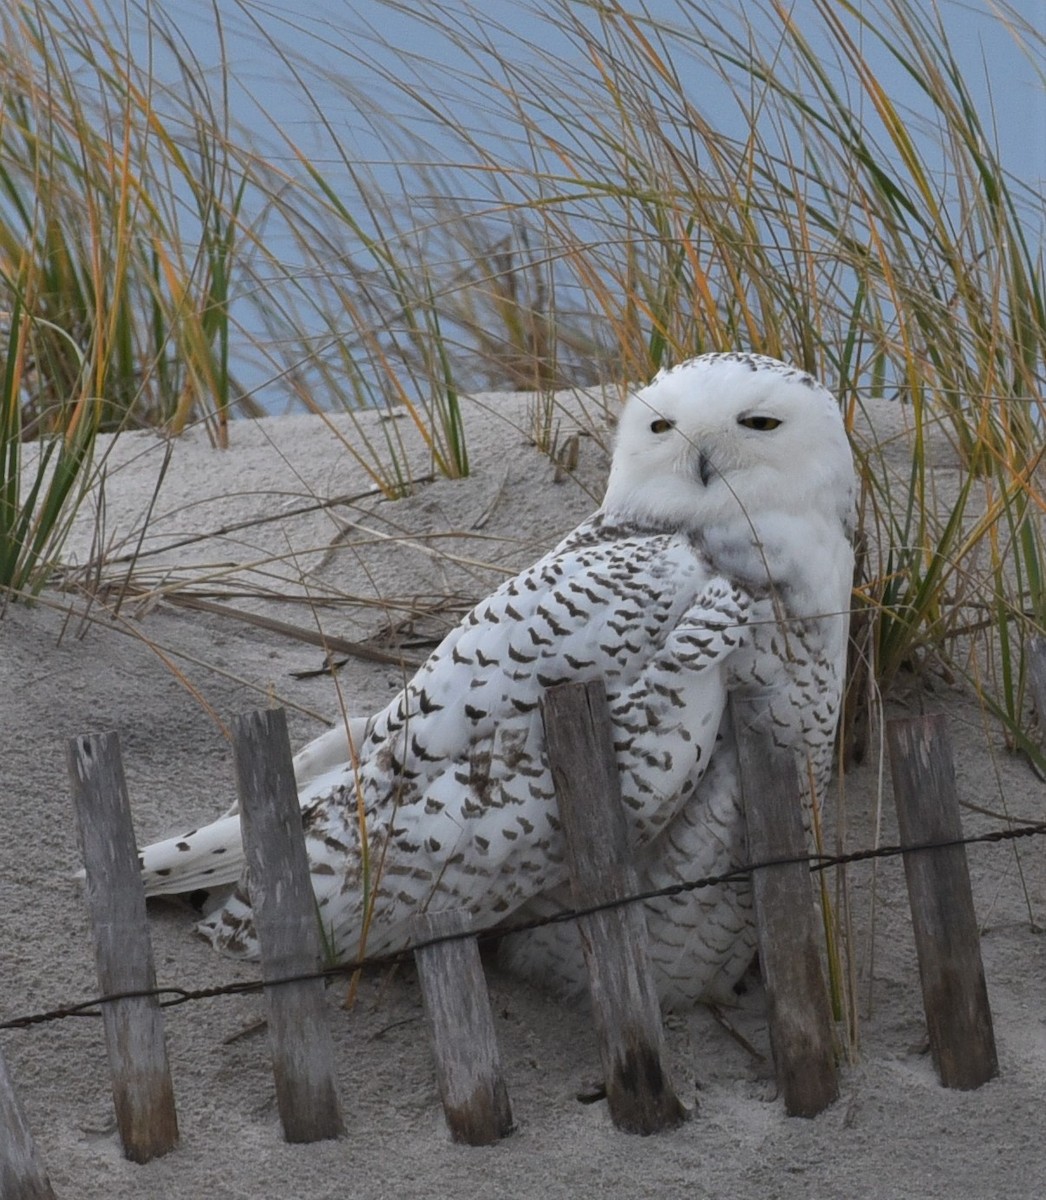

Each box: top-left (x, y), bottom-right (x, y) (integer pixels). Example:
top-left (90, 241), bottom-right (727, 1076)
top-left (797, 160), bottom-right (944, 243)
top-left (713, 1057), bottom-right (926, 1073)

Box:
top-left (886, 713), bottom-right (998, 1090)
top-left (231, 707), bottom-right (345, 1143)
top-left (540, 680), bottom-right (688, 1135)
top-left (410, 909), bottom-right (513, 1144)
top-left (731, 696), bottom-right (839, 1118)
top-left (0, 1044), bottom-right (56, 1200)
top-left (66, 731), bottom-right (179, 1163)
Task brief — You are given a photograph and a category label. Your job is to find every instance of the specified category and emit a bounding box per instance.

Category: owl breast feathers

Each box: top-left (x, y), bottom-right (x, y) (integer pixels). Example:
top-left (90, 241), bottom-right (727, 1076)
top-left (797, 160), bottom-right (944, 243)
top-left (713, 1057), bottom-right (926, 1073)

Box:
top-left (139, 352), bottom-right (855, 1009)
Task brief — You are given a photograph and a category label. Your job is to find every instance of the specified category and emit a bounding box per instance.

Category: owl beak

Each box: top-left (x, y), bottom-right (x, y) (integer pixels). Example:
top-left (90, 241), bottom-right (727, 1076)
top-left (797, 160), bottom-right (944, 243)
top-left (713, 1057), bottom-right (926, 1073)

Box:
top-left (698, 451), bottom-right (714, 487)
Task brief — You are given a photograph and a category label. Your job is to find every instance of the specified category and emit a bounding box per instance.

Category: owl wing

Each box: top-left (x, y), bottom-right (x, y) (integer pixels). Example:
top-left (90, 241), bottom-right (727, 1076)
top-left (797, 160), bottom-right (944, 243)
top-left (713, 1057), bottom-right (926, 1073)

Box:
top-left (195, 515), bottom-right (752, 960)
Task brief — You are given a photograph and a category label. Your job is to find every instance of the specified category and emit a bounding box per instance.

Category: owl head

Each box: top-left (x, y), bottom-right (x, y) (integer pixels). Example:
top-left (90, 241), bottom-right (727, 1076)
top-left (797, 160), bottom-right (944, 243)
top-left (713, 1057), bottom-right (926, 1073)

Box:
top-left (603, 353), bottom-right (856, 539)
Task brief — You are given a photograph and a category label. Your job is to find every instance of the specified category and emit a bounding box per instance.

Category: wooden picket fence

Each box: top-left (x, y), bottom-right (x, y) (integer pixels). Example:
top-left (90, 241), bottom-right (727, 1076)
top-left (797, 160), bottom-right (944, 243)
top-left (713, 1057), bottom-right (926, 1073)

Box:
top-left (5, 643), bottom-right (1043, 1197)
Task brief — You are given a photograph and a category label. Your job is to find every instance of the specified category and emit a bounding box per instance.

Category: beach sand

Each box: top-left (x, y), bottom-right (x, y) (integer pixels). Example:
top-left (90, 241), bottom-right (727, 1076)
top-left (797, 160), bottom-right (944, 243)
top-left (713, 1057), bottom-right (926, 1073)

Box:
top-left (3, 389), bottom-right (1044, 1199)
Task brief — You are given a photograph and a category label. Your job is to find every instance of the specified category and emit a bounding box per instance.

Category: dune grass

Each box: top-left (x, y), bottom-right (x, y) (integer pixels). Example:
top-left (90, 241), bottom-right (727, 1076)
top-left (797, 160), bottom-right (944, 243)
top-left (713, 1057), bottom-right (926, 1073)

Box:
top-left (5, 0), bottom-right (1040, 758)
top-left (1, 3), bottom-right (1042, 742)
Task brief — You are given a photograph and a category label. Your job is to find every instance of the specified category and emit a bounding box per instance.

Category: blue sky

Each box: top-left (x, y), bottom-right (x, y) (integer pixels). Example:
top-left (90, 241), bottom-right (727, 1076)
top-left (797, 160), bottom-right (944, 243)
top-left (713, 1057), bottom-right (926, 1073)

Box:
top-left (108, 0), bottom-right (1045, 407)
top-left (151, 1), bottom-right (1043, 186)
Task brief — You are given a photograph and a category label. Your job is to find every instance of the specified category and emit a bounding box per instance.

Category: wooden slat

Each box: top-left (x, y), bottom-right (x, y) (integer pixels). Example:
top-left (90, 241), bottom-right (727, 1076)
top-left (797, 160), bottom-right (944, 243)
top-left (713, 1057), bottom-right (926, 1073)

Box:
top-left (540, 680), bottom-right (687, 1135)
top-left (67, 732), bottom-right (179, 1163)
top-left (232, 708), bottom-right (345, 1143)
top-left (732, 696), bottom-right (839, 1117)
top-left (886, 713), bottom-right (998, 1090)
top-left (0, 1044), bottom-right (56, 1200)
top-left (410, 910), bottom-right (513, 1145)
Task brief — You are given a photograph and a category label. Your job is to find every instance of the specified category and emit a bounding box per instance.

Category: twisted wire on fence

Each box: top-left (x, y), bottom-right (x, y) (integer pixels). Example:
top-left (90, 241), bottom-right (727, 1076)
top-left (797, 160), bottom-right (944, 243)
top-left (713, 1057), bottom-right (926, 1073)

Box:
top-left (3, 818), bottom-right (1044, 1033)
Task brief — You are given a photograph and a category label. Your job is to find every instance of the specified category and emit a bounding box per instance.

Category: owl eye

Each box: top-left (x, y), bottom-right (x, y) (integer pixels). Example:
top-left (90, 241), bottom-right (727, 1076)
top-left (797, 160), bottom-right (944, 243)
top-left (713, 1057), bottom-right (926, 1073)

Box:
top-left (649, 418), bottom-right (675, 433)
top-left (738, 415), bottom-right (783, 431)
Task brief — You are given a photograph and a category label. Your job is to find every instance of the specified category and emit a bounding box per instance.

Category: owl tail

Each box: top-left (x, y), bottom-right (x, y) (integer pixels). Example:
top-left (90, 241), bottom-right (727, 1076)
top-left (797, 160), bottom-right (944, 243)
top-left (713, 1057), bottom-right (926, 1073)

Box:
top-left (137, 716), bottom-right (372, 900)
top-left (139, 815), bottom-right (246, 896)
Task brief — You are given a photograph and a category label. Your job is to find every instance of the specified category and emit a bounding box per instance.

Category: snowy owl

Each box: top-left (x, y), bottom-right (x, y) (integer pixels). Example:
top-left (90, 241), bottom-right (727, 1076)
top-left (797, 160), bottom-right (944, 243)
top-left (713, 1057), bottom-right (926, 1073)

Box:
top-left (140, 352), bottom-right (855, 1009)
